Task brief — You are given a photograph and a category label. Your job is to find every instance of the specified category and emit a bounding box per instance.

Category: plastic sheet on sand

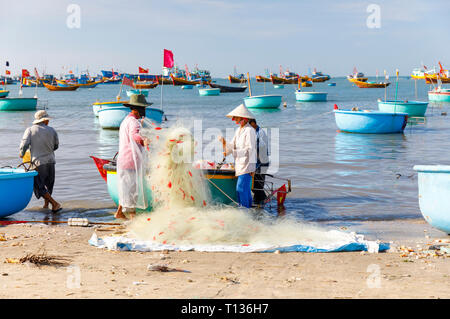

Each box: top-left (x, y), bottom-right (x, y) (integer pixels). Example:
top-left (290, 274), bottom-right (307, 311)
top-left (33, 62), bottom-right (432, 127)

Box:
top-left (89, 232), bottom-right (390, 253)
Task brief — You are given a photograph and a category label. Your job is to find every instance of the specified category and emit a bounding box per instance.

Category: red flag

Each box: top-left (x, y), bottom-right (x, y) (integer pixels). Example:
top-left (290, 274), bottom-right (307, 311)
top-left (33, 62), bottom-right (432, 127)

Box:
top-left (276, 184), bottom-right (287, 207)
top-left (34, 68), bottom-right (40, 79)
top-left (122, 76), bottom-right (135, 88)
top-left (22, 69), bottom-right (30, 77)
top-left (139, 67), bottom-right (149, 73)
top-left (90, 156), bottom-right (111, 182)
top-left (163, 49), bottom-right (174, 68)
top-left (5, 70), bottom-right (10, 75)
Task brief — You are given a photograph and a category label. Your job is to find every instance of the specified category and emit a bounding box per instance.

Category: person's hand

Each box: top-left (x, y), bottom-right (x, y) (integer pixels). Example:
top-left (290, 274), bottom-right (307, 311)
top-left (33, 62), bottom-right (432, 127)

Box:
top-left (143, 137), bottom-right (150, 147)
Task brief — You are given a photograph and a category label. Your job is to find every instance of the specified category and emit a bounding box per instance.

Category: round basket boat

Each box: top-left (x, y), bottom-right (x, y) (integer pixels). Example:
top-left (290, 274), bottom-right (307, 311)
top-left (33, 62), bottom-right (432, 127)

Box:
top-left (295, 91), bottom-right (327, 102)
top-left (0, 168), bottom-right (38, 217)
top-left (243, 95), bottom-right (282, 109)
top-left (377, 100), bottom-right (428, 117)
top-left (334, 110), bottom-right (408, 134)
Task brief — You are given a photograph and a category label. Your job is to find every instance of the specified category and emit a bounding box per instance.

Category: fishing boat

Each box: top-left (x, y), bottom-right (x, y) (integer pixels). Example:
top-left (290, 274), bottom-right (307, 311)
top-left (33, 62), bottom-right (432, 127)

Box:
top-left (0, 168), bottom-right (38, 217)
top-left (98, 105), bottom-right (164, 129)
top-left (92, 100), bottom-right (130, 117)
top-left (413, 165), bottom-right (450, 234)
top-left (0, 98), bottom-right (38, 111)
top-left (101, 77), bottom-right (122, 85)
top-left (347, 70), bottom-right (368, 83)
top-left (425, 76), bottom-right (450, 84)
top-left (228, 74), bottom-right (246, 83)
top-left (78, 80), bottom-right (103, 88)
top-left (157, 77), bottom-right (173, 85)
top-left (270, 75), bottom-right (299, 85)
top-left (134, 81), bottom-right (158, 89)
top-left (208, 82), bottom-right (247, 93)
top-left (377, 100), bottom-right (428, 117)
top-left (353, 80), bottom-right (390, 88)
top-left (295, 91), bottom-right (327, 102)
top-left (411, 67), bottom-right (437, 80)
top-left (126, 90), bottom-right (149, 97)
top-left (255, 75), bottom-right (271, 83)
top-left (170, 75), bottom-right (200, 86)
top-left (334, 105), bottom-right (408, 134)
top-left (181, 85), bottom-right (193, 90)
top-left (0, 90), bottom-right (9, 98)
top-left (198, 88), bottom-right (220, 96)
top-left (43, 82), bottom-right (79, 91)
top-left (428, 87), bottom-right (450, 102)
top-left (310, 70), bottom-right (331, 82)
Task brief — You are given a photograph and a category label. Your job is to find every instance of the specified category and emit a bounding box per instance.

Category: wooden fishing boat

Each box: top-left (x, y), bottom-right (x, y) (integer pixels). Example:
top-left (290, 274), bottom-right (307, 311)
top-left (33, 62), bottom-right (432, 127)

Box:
top-left (228, 75), bottom-right (247, 83)
top-left (270, 75), bottom-right (299, 85)
top-left (353, 80), bottom-right (390, 88)
top-left (157, 77), bottom-right (173, 85)
top-left (43, 82), bottom-right (79, 91)
top-left (255, 75), bottom-right (271, 83)
top-left (101, 77), bottom-right (122, 84)
top-left (0, 168), bottom-right (38, 217)
top-left (0, 98), bottom-right (37, 111)
top-left (295, 91), bottom-right (327, 102)
top-left (0, 90), bottom-right (9, 98)
top-left (208, 82), bottom-right (247, 93)
top-left (334, 107), bottom-right (408, 134)
top-left (98, 105), bottom-right (163, 129)
top-left (413, 165), bottom-right (450, 234)
top-left (428, 87), bottom-right (450, 102)
top-left (134, 81), bottom-right (158, 89)
top-left (425, 76), bottom-right (450, 84)
top-left (170, 75), bottom-right (200, 86)
top-left (199, 88), bottom-right (220, 96)
top-left (78, 80), bottom-right (104, 88)
top-left (310, 71), bottom-right (331, 82)
top-left (377, 100), bottom-right (428, 117)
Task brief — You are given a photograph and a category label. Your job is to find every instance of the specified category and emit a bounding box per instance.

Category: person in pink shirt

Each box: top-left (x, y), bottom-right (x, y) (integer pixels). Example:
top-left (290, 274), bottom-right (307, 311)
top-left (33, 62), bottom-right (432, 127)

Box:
top-left (115, 94), bottom-right (151, 219)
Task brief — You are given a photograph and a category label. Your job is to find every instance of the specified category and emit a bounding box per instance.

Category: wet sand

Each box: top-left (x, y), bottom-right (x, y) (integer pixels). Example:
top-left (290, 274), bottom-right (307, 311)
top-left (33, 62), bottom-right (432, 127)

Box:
top-left (0, 220), bottom-right (448, 299)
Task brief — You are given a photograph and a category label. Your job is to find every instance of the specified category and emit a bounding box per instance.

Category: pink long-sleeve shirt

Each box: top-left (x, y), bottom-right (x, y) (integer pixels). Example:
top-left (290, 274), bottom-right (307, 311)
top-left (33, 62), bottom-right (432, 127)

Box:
top-left (117, 113), bottom-right (144, 170)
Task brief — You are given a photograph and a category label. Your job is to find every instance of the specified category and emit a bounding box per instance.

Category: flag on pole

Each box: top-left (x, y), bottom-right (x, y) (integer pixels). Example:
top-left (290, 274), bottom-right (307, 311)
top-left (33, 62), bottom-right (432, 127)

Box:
top-left (138, 67), bottom-right (149, 74)
top-left (163, 49), bottom-right (174, 68)
top-left (122, 76), bottom-right (135, 88)
top-left (276, 184), bottom-right (287, 207)
top-left (22, 69), bottom-right (30, 77)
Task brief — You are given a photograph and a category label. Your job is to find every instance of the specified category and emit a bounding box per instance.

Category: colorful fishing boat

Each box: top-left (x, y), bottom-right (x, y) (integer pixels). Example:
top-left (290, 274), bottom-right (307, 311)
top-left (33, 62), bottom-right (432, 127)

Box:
top-left (43, 82), bottom-right (79, 91)
top-left (170, 75), bottom-right (200, 86)
top-left (255, 75), bottom-right (271, 83)
top-left (428, 87), bottom-right (450, 102)
top-left (413, 165), bottom-right (450, 234)
top-left (353, 80), bottom-right (390, 88)
top-left (199, 88), bottom-right (220, 96)
top-left (0, 98), bottom-right (37, 111)
top-left (378, 100), bottom-right (428, 117)
top-left (334, 106), bottom-right (408, 134)
top-left (244, 95), bottom-right (282, 109)
top-left (98, 106), bottom-right (164, 129)
top-left (135, 81), bottom-right (158, 89)
top-left (92, 100), bottom-right (130, 117)
top-left (270, 75), bottom-right (299, 85)
top-left (126, 89), bottom-right (149, 97)
top-left (0, 168), bottom-right (38, 217)
top-left (295, 91), bottom-right (327, 102)
top-left (208, 82), bottom-right (247, 93)
top-left (228, 75), bottom-right (247, 83)
top-left (310, 70), bottom-right (331, 82)
top-left (0, 90), bottom-right (9, 98)
top-left (347, 70), bottom-right (368, 83)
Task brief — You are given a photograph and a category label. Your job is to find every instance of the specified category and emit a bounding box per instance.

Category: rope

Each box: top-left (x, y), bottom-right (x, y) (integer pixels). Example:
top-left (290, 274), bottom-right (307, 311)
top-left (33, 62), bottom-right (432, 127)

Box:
top-left (206, 178), bottom-right (239, 206)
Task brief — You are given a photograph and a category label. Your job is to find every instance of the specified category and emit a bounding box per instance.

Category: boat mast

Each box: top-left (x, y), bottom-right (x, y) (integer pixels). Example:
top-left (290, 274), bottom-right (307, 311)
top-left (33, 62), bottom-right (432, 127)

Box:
top-left (247, 72), bottom-right (252, 97)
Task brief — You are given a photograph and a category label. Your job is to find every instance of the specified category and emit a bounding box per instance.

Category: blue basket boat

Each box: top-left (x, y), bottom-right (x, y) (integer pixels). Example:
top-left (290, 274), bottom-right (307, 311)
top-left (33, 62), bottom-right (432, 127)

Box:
top-left (126, 90), bottom-right (149, 97)
top-left (428, 88), bottom-right (450, 102)
top-left (199, 88), bottom-right (220, 96)
top-left (273, 84), bottom-right (284, 89)
top-left (98, 106), bottom-right (164, 129)
top-left (0, 90), bottom-right (9, 98)
top-left (378, 100), bottom-right (428, 117)
top-left (295, 91), bottom-right (327, 102)
top-left (0, 98), bottom-right (37, 111)
top-left (181, 85), bottom-right (194, 90)
top-left (0, 168), bottom-right (38, 218)
top-left (334, 109), bottom-right (408, 134)
top-left (328, 83), bottom-right (336, 86)
top-left (413, 165), bottom-right (450, 234)
top-left (244, 95), bottom-right (282, 109)
top-left (92, 100), bottom-right (129, 117)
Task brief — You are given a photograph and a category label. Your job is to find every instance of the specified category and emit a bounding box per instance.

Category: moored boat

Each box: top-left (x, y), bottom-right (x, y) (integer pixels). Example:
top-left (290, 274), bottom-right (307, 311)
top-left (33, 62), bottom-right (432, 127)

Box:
top-left (126, 90), bottom-right (149, 97)
top-left (310, 71), bottom-right (331, 82)
top-left (208, 82), bottom-right (247, 93)
top-left (428, 87), bottom-right (450, 102)
top-left (199, 88), bottom-right (220, 96)
top-left (270, 75), bottom-right (299, 85)
top-left (295, 91), bottom-right (327, 102)
top-left (181, 85), bottom-right (193, 90)
top-left (98, 105), bottom-right (163, 129)
top-left (377, 100), bottom-right (428, 117)
top-left (0, 168), bottom-right (38, 217)
top-left (135, 81), bottom-right (158, 89)
top-left (0, 90), bottom-right (9, 98)
top-left (347, 70), bottom-right (368, 83)
top-left (353, 80), bottom-right (390, 88)
top-left (255, 75), bottom-right (271, 83)
top-left (43, 82), bottom-right (79, 91)
top-left (228, 75), bottom-right (246, 83)
top-left (413, 165), bottom-right (450, 234)
top-left (328, 83), bottom-right (336, 86)
top-left (170, 75), bottom-right (200, 86)
top-left (273, 84), bottom-right (284, 89)
top-left (0, 98), bottom-right (37, 111)
top-left (92, 100), bottom-right (130, 117)
top-left (244, 95), bottom-right (282, 109)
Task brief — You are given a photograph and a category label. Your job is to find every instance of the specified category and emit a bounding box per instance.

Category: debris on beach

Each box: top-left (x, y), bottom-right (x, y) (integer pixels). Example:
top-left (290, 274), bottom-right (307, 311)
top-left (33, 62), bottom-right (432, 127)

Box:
top-left (0, 233), bottom-right (6, 241)
top-left (396, 240), bottom-right (450, 261)
top-left (14, 250), bottom-right (71, 267)
top-left (147, 263), bottom-right (190, 273)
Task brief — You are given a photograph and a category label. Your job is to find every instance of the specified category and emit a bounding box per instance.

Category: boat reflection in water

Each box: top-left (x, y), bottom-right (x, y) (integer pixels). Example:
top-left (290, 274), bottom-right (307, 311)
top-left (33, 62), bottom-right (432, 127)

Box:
top-left (97, 129), bottom-right (119, 158)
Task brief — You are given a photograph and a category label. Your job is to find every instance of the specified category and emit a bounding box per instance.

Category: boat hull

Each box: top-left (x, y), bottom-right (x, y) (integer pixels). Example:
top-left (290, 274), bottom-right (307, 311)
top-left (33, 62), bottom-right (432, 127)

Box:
top-left (228, 75), bottom-right (247, 83)
top-left (273, 85), bottom-right (284, 89)
top-left (199, 88), bottom-right (220, 96)
top-left (92, 100), bottom-right (129, 117)
top-left (209, 83), bottom-right (247, 93)
top-left (98, 106), bottom-right (164, 129)
top-left (0, 98), bottom-right (37, 111)
top-left (181, 85), bottom-right (193, 90)
top-left (378, 100), bottom-right (428, 117)
top-left (428, 91), bottom-right (450, 102)
top-left (126, 90), bottom-right (149, 97)
top-left (295, 91), bottom-right (327, 102)
top-left (413, 165), bottom-right (450, 234)
top-left (334, 110), bottom-right (408, 134)
top-left (0, 168), bottom-right (38, 217)
top-left (0, 90), bottom-right (9, 98)
top-left (244, 95), bottom-right (282, 109)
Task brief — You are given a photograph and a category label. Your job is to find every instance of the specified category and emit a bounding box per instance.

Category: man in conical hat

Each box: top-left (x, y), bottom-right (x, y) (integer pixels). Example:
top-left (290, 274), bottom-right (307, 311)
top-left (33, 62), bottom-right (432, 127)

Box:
top-left (115, 94), bottom-right (151, 219)
top-left (219, 104), bottom-right (257, 208)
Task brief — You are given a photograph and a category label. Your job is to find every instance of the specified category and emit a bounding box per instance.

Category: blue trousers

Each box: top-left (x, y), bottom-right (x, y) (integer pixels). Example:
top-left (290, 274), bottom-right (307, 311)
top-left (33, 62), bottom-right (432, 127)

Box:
top-left (236, 173), bottom-right (252, 208)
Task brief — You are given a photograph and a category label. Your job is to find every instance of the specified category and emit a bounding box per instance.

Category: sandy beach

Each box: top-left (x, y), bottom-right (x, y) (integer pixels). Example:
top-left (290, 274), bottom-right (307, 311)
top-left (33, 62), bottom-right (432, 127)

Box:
top-left (0, 220), bottom-right (448, 299)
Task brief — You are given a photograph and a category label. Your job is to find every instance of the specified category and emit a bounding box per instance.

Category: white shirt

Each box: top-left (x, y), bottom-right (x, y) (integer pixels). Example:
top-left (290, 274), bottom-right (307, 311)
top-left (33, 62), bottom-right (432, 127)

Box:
top-left (225, 124), bottom-right (257, 176)
top-left (256, 127), bottom-right (269, 174)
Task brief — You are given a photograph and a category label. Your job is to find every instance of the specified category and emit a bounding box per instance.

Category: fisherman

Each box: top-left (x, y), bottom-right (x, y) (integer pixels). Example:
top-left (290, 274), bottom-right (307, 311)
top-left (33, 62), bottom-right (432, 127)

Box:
top-left (19, 110), bottom-right (61, 212)
top-left (219, 104), bottom-right (257, 208)
top-left (115, 94), bottom-right (150, 219)
top-left (249, 119), bottom-right (269, 206)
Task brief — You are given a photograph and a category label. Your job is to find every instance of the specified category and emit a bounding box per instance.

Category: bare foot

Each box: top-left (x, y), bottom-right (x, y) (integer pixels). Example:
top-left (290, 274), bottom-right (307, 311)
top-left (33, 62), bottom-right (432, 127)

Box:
top-left (114, 211), bottom-right (128, 220)
top-left (51, 202), bottom-right (62, 213)
top-left (129, 212), bottom-right (136, 220)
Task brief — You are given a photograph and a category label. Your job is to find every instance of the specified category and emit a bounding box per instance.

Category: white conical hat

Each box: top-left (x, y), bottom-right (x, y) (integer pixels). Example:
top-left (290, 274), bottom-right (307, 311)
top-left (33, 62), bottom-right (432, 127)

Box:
top-left (226, 104), bottom-right (255, 119)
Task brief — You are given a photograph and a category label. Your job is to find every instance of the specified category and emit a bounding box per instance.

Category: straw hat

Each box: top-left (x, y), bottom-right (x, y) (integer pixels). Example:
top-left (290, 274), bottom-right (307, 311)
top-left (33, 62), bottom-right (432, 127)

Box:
top-left (226, 104), bottom-right (255, 119)
top-left (123, 94), bottom-right (153, 108)
top-left (33, 110), bottom-right (51, 124)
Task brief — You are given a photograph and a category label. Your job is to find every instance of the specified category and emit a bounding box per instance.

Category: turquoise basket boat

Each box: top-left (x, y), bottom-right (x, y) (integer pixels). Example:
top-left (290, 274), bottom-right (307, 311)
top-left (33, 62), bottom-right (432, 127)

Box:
top-left (92, 100), bottom-right (129, 117)
top-left (0, 98), bottom-right (37, 111)
top-left (334, 110), bottom-right (408, 134)
top-left (126, 90), bottom-right (149, 97)
top-left (0, 90), bottom-right (9, 98)
top-left (103, 164), bottom-right (238, 209)
top-left (295, 91), bottom-right (327, 102)
top-left (0, 168), bottom-right (38, 217)
top-left (244, 95), bottom-right (282, 109)
top-left (428, 88), bottom-right (450, 102)
top-left (273, 85), bottom-right (284, 89)
top-left (98, 106), bottom-right (164, 129)
top-left (413, 165), bottom-right (450, 234)
top-left (181, 85), bottom-right (194, 90)
top-left (378, 100), bottom-right (428, 117)
top-left (199, 88), bottom-right (220, 96)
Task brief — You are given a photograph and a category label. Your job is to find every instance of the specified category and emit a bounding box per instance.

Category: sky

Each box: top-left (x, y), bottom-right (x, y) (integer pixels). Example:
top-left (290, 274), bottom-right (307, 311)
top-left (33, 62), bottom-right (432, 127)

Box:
top-left (0, 0), bottom-right (448, 77)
